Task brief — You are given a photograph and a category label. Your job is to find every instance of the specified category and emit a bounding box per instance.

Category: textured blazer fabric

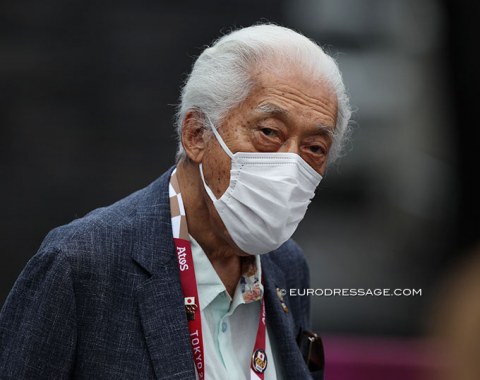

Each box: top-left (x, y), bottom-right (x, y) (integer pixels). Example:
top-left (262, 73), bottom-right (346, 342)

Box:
top-left (0, 166), bottom-right (320, 379)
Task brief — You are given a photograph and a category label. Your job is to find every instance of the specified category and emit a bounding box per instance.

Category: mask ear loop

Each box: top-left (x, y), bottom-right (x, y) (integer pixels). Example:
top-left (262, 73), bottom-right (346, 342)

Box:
top-left (199, 163), bottom-right (218, 202)
top-left (199, 115), bottom-right (233, 202)
top-left (205, 115), bottom-right (234, 159)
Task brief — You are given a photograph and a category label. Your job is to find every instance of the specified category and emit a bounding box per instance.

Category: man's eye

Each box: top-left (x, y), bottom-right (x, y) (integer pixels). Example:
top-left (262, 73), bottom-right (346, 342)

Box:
top-left (260, 128), bottom-right (276, 137)
top-left (309, 145), bottom-right (324, 154)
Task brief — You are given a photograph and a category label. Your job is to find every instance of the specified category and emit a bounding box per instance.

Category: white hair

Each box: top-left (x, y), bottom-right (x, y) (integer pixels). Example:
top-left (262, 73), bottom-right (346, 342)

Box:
top-left (175, 23), bottom-right (352, 163)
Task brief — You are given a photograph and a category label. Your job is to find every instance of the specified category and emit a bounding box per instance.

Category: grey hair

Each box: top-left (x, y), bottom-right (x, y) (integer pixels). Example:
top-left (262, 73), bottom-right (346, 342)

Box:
top-left (175, 23), bottom-right (352, 163)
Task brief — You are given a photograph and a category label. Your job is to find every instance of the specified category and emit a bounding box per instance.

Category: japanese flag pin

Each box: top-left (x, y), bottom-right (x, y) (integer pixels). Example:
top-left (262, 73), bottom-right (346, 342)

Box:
top-left (185, 297), bottom-right (195, 305)
top-left (184, 297), bottom-right (197, 321)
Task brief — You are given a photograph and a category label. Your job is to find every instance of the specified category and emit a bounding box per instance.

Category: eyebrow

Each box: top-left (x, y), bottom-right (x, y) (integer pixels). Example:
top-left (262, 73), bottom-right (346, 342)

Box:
top-left (255, 102), bottom-right (335, 140)
top-left (256, 102), bottom-right (289, 116)
top-left (315, 125), bottom-right (335, 141)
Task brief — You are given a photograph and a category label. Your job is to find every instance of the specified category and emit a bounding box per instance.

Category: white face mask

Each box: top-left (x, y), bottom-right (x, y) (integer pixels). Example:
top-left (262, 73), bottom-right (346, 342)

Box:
top-left (199, 117), bottom-right (322, 255)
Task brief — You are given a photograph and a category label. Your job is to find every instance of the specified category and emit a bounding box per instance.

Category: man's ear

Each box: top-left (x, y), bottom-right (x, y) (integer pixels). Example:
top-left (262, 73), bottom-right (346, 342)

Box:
top-left (181, 110), bottom-right (209, 163)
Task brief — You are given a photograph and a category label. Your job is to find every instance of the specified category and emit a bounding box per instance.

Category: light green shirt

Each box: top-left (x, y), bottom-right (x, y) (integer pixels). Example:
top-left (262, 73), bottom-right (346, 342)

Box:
top-left (190, 236), bottom-right (283, 380)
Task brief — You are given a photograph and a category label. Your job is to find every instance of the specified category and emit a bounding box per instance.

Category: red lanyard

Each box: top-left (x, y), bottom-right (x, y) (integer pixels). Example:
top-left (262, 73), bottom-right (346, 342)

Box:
top-left (174, 237), bottom-right (205, 378)
top-left (173, 235), bottom-right (268, 379)
top-left (250, 299), bottom-right (267, 379)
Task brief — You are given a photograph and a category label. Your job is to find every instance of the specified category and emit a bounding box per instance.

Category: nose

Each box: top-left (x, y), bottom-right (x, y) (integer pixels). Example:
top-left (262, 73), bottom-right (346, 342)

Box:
top-left (278, 138), bottom-right (300, 155)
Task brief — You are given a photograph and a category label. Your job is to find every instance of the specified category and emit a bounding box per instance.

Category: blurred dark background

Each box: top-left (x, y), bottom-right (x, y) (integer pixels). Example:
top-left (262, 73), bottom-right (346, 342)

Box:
top-left (1, 0), bottom-right (479, 342)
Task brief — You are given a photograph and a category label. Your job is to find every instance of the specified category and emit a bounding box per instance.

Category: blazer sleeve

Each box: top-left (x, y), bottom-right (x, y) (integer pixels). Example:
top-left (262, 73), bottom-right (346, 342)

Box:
top-left (0, 248), bottom-right (77, 379)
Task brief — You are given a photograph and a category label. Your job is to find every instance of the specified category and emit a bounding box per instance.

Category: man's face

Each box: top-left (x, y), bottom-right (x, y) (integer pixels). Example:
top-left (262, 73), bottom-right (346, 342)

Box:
top-left (201, 66), bottom-right (338, 200)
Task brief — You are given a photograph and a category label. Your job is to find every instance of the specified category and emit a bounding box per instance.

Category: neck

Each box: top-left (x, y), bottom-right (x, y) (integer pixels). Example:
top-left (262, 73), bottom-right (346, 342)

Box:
top-left (175, 159), bottom-right (248, 297)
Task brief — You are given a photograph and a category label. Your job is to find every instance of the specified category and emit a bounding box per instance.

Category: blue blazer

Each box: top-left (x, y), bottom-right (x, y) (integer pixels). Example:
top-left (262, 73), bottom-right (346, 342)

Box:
top-left (0, 167), bottom-right (320, 379)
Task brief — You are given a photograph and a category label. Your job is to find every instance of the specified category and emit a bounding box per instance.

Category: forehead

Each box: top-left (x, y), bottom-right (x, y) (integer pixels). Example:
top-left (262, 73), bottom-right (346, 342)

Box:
top-left (243, 67), bottom-right (338, 127)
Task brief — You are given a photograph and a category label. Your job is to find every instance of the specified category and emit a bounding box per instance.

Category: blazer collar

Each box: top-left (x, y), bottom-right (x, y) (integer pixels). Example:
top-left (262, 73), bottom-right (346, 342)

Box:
top-left (131, 166), bottom-right (177, 273)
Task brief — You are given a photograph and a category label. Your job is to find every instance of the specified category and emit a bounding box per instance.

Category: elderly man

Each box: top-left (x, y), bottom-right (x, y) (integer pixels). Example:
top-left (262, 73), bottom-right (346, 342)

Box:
top-left (0, 24), bottom-right (351, 379)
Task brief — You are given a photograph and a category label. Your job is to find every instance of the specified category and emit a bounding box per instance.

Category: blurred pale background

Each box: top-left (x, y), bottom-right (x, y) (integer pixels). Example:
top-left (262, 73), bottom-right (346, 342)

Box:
top-left (1, 0), bottom-right (479, 379)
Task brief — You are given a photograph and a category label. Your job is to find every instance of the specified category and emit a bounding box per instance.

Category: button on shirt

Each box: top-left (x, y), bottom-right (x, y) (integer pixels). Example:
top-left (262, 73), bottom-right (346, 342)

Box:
top-left (190, 236), bottom-right (282, 380)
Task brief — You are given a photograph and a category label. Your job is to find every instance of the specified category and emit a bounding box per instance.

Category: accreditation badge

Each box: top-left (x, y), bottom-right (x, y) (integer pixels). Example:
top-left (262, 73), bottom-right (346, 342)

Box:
top-left (251, 348), bottom-right (268, 373)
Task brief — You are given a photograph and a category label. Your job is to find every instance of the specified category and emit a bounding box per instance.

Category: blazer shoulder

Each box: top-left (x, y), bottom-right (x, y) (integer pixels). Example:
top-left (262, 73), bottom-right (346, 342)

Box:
top-left (37, 169), bottom-right (172, 264)
top-left (40, 190), bottom-right (139, 255)
top-left (269, 239), bottom-right (309, 278)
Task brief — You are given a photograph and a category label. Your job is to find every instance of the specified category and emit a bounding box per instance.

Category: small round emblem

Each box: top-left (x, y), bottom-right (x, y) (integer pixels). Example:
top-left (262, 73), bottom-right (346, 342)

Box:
top-left (251, 349), bottom-right (268, 373)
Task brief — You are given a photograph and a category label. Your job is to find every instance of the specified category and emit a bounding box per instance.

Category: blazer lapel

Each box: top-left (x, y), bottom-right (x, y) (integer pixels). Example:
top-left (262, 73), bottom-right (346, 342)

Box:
top-left (262, 255), bottom-right (312, 379)
top-left (136, 266), bottom-right (196, 379)
top-left (131, 167), bottom-right (196, 380)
